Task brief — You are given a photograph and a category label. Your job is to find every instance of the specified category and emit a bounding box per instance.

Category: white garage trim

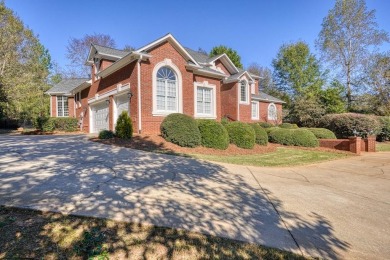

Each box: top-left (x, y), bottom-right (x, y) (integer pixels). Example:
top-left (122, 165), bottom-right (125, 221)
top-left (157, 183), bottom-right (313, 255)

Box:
top-left (113, 93), bottom-right (130, 128)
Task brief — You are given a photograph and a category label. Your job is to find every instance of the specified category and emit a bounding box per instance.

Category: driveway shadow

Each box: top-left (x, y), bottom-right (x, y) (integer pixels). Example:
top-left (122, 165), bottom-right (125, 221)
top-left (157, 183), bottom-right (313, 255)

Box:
top-left (0, 135), bottom-right (349, 258)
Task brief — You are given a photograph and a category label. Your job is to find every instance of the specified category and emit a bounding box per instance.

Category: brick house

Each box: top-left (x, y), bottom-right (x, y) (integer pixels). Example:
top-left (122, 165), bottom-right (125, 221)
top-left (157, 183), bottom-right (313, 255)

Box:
top-left (47, 33), bottom-right (284, 134)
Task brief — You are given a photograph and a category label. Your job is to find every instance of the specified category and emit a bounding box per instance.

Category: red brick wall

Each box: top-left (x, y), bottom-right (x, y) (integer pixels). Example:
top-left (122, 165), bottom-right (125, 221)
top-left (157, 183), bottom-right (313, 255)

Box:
top-left (215, 60), bottom-right (230, 75)
top-left (79, 87), bottom-right (91, 132)
top-left (139, 41), bottom-right (195, 134)
top-left (100, 59), bottom-right (113, 70)
top-left (320, 139), bottom-right (351, 151)
top-left (259, 102), bottom-right (282, 124)
top-left (221, 82), bottom-right (238, 120)
top-left (68, 96), bottom-right (75, 117)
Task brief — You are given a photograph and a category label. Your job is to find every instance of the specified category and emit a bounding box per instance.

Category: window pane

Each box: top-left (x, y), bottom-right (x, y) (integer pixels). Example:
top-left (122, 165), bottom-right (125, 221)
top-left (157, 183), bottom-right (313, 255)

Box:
top-left (241, 81), bottom-right (247, 102)
top-left (155, 67), bottom-right (177, 112)
top-left (196, 87), bottom-right (213, 115)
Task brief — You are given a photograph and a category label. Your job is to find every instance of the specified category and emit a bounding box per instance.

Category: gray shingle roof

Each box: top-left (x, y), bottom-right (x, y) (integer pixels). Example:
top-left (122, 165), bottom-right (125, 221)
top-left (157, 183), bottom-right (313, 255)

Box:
top-left (184, 47), bottom-right (209, 64)
top-left (252, 91), bottom-right (285, 104)
top-left (46, 78), bottom-right (89, 95)
top-left (93, 44), bottom-right (130, 58)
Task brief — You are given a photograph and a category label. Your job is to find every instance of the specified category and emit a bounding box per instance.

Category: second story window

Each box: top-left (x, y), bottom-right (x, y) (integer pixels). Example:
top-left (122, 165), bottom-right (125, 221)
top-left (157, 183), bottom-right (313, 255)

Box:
top-left (240, 80), bottom-right (248, 103)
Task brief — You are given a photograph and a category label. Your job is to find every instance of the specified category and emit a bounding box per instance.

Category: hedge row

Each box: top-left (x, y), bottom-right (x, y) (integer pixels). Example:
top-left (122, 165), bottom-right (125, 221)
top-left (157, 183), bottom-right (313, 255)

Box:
top-left (268, 128), bottom-right (319, 147)
top-left (35, 117), bottom-right (78, 132)
top-left (319, 113), bottom-right (381, 138)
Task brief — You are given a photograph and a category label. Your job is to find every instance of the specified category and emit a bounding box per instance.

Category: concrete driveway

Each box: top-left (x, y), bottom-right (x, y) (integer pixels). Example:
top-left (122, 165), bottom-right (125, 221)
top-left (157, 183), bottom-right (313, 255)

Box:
top-left (0, 135), bottom-right (389, 259)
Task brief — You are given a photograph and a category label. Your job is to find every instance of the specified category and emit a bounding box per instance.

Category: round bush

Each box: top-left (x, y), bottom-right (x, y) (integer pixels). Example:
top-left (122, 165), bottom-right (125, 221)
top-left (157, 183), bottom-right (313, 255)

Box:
top-left (307, 128), bottom-right (336, 139)
top-left (265, 126), bottom-right (279, 134)
top-left (42, 118), bottom-right (55, 132)
top-left (291, 129), bottom-right (319, 147)
top-left (259, 122), bottom-right (274, 128)
top-left (99, 130), bottom-right (114, 139)
top-left (250, 124), bottom-right (268, 145)
top-left (160, 113), bottom-right (201, 147)
top-left (269, 128), bottom-right (318, 147)
top-left (115, 111), bottom-right (133, 139)
top-left (320, 113), bottom-right (381, 138)
top-left (224, 122), bottom-right (255, 149)
top-left (279, 123), bottom-right (299, 129)
top-left (197, 119), bottom-right (229, 150)
top-left (377, 116), bottom-right (390, 142)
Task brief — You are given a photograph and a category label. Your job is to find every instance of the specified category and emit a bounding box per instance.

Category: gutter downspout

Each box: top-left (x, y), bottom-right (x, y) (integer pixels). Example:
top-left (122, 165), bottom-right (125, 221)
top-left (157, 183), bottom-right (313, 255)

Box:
top-left (137, 56), bottom-right (142, 134)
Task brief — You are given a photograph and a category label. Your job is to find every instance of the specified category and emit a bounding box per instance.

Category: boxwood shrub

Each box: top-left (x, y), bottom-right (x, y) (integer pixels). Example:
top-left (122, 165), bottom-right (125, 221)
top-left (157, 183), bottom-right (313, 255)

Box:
top-left (268, 128), bottom-right (319, 147)
top-left (306, 128), bottom-right (336, 139)
top-left (259, 122), bottom-right (274, 128)
top-left (99, 130), bottom-right (114, 139)
top-left (35, 117), bottom-right (78, 132)
top-left (160, 113), bottom-right (201, 147)
top-left (320, 113), bottom-right (381, 138)
top-left (224, 122), bottom-right (255, 149)
top-left (115, 111), bottom-right (133, 139)
top-left (197, 119), bottom-right (229, 150)
top-left (250, 123), bottom-right (268, 145)
top-left (279, 123), bottom-right (299, 129)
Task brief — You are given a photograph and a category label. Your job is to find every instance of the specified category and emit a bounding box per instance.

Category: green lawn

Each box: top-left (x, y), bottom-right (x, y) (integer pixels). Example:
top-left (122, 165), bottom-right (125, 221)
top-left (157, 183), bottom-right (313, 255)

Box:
top-left (377, 142), bottom-right (390, 151)
top-left (191, 147), bottom-right (351, 167)
top-left (0, 206), bottom-right (307, 260)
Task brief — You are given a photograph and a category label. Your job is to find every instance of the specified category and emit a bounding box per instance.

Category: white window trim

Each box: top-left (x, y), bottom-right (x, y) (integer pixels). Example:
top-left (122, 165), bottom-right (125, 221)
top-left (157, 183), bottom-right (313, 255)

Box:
top-left (56, 96), bottom-right (69, 117)
top-left (239, 80), bottom-right (249, 104)
top-left (268, 103), bottom-right (277, 121)
top-left (251, 101), bottom-right (259, 120)
top-left (152, 59), bottom-right (183, 116)
top-left (194, 81), bottom-right (217, 119)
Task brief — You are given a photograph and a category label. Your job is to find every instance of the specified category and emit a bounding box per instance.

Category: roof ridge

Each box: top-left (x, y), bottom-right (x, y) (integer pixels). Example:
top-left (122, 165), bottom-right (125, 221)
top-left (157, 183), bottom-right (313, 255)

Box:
top-left (93, 44), bottom-right (130, 52)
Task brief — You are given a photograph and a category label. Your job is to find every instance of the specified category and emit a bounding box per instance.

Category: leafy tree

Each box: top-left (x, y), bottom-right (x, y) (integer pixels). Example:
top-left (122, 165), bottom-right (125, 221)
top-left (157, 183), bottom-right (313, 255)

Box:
top-left (317, 0), bottom-right (389, 109)
top-left (287, 97), bottom-right (326, 127)
top-left (272, 41), bottom-right (325, 100)
top-left (365, 52), bottom-right (390, 115)
top-left (209, 45), bottom-right (243, 68)
top-left (319, 80), bottom-right (346, 113)
top-left (0, 2), bottom-right (51, 121)
top-left (197, 47), bottom-right (208, 55)
top-left (66, 33), bottom-right (116, 77)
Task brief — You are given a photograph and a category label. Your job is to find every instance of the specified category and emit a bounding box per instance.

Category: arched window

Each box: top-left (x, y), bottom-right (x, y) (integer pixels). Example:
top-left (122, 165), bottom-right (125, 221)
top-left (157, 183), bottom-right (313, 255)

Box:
top-left (268, 103), bottom-right (277, 121)
top-left (156, 67), bottom-right (177, 112)
top-left (240, 80), bottom-right (248, 103)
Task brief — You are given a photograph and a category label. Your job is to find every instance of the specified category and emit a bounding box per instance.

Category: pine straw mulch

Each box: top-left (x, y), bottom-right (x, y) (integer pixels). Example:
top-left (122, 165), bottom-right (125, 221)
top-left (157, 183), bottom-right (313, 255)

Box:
top-left (91, 134), bottom-right (352, 156)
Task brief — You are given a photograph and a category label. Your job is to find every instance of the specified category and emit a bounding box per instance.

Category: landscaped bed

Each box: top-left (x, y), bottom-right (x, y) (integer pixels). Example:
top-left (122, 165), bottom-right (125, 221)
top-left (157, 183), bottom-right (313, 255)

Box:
top-left (92, 134), bottom-right (352, 167)
top-left (0, 206), bottom-right (306, 260)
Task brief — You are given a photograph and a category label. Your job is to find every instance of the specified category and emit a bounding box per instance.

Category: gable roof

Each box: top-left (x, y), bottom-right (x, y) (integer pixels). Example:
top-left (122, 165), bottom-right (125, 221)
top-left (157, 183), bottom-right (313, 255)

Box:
top-left (252, 91), bottom-right (285, 104)
top-left (137, 33), bottom-right (199, 66)
top-left (86, 44), bottom-right (130, 64)
top-left (184, 47), bottom-right (209, 64)
top-left (46, 78), bottom-right (89, 95)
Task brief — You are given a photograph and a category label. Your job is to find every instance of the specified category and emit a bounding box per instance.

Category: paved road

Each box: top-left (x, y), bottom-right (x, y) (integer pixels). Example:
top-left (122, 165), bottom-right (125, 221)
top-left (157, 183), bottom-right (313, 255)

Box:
top-left (0, 135), bottom-right (389, 259)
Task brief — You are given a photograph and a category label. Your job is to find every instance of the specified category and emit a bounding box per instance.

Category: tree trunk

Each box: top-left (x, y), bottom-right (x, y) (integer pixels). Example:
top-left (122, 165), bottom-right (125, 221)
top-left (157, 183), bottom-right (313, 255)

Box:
top-left (347, 64), bottom-right (352, 110)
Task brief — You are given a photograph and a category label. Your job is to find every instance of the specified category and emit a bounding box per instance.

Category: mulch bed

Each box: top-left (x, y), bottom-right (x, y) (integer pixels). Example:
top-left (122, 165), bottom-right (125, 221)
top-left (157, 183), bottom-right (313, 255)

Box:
top-left (91, 134), bottom-right (280, 156)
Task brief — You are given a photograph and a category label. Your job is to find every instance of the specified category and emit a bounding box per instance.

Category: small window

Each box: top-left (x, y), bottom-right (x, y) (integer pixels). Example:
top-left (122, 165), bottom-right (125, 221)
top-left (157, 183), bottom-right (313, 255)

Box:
top-left (240, 80), bottom-right (248, 103)
top-left (268, 103), bottom-right (277, 121)
top-left (196, 87), bottom-right (213, 116)
top-left (251, 101), bottom-right (259, 119)
top-left (57, 96), bottom-right (69, 117)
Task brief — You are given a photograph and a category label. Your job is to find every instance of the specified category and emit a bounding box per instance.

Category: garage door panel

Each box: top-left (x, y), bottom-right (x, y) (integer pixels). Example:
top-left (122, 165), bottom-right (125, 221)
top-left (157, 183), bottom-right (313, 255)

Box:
top-left (92, 102), bottom-right (109, 133)
top-left (115, 95), bottom-right (129, 126)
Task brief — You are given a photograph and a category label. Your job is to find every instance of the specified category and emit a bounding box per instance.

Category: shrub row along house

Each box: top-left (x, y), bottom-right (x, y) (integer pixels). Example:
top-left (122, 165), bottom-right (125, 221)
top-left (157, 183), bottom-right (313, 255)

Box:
top-left (47, 34), bottom-right (285, 134)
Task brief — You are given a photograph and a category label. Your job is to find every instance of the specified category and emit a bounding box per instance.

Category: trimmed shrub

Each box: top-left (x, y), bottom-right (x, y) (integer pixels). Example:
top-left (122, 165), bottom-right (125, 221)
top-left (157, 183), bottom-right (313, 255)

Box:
top-left (115, 111), bottom-right (133, 139)
top-left (259, 122), bottom-right (274, 128)
top-left (279, 123), bottom-right (299, 129)
top-left (160, 113), bottom-right (201, 147)
top-left (291, 129), bottom-right (319, 147)
top-left (221, 117), bottom-right (230, 126)
top-left (250, 123), bottom-right (268, 145)
top-left (99, 130), bottom-right (114, 139)
top-left (377, 116), bottom-right (390, 142)
top-left (268, 128), bottom-right (318, 147)
top-left (320, 113), bottom-right (381, 138)
top-left (197, 119), bottom-right (229, 150)
top-left (35, 117), bottom-right (78, 132)
top-left (225, 122), bottom-right (255, 149)
top-left (307, 128), bottom-right (337, 139)
top-left (265, 126), bottom-right (279, 134)
top-left (51, 117), bottom-right (78, 132)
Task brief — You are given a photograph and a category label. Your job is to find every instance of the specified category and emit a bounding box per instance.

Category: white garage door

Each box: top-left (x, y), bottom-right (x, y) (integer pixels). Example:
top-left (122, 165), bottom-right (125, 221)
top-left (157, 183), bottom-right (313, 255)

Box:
top-left (115, 94), bottom-right (129, 126)
top-left (92, 102), bottom-right (109, 133)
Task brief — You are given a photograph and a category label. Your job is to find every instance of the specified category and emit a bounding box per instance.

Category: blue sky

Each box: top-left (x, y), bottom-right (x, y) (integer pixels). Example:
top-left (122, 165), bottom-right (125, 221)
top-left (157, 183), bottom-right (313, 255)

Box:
top-left (5, 0), bottom-right (390, 70)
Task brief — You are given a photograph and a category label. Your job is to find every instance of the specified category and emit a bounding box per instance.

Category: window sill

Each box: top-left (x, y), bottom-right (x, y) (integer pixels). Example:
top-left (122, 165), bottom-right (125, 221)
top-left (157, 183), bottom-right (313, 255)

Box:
top-left (152, 111), bottom-right (179, 117)
top-left (195, 115), bottom-right (217, 119)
